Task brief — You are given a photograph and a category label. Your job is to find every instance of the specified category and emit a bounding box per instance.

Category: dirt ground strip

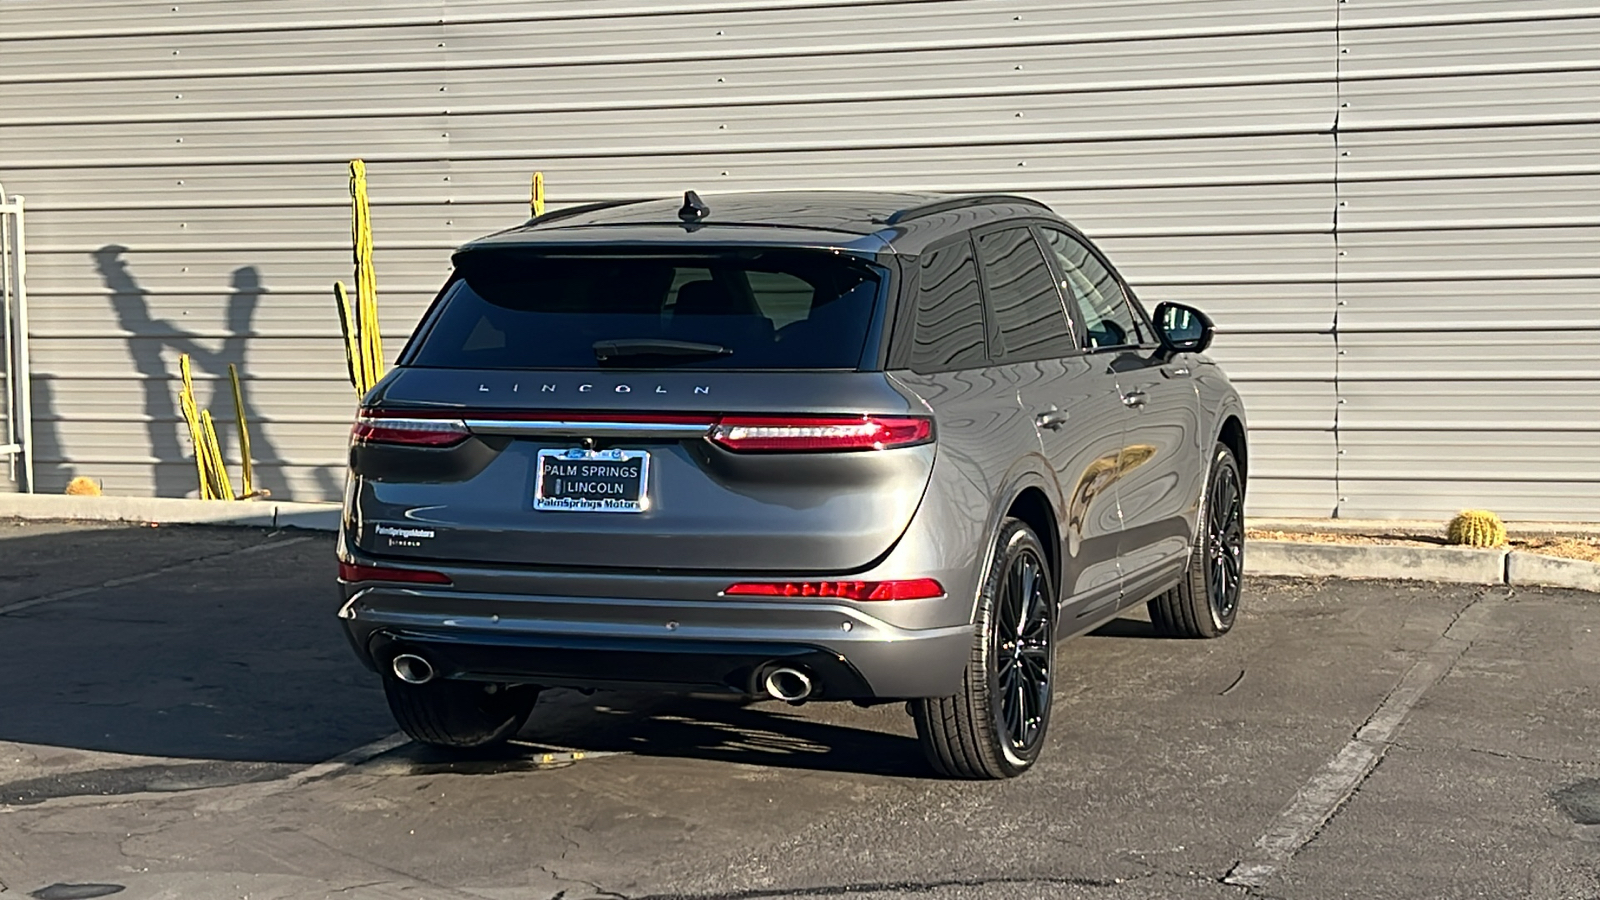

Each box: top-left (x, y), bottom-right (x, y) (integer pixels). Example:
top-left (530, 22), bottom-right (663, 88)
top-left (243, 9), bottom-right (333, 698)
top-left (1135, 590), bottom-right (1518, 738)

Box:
top-left (0, 521), bottom-right (1596, 900)
top-left (1248, 528), bottom-right (1600, 563)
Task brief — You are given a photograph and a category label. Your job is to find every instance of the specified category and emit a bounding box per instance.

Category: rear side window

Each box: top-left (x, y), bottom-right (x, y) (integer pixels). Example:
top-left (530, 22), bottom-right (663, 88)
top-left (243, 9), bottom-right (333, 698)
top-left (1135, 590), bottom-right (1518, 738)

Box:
top-left (910, 239), bottom-right (986, 373)
top-left (974, 227), bottom-right (1077, 363)
top-left (1041, 228), bottom-right (1144, 350)
top-left (406, 250), bottom-right (884, 370)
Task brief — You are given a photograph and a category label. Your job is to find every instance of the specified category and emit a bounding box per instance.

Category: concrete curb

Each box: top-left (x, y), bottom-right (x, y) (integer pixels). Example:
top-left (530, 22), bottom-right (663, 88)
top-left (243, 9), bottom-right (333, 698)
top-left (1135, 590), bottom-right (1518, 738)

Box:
top-left (1246, 540), bottom-right (1507, 585)
top-left (1250, 517), bottom-right (1600, 538)
top-left (0, 494), bottom-right (340, 532)
top-left (1506, 551), bottom-right (1600, 593)
top-left (1248, 539), bottom-right (1600, 592)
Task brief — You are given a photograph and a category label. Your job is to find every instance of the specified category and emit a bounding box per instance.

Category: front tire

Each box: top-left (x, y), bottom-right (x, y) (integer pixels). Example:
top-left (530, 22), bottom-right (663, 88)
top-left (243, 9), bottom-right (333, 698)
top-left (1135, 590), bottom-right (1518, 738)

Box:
top-left (382, 675), bottom-right (539, 749)
top-left (1149, 442), bottom-right (1244, 639)
top-left (913, 519), bottom-right (1056, 779)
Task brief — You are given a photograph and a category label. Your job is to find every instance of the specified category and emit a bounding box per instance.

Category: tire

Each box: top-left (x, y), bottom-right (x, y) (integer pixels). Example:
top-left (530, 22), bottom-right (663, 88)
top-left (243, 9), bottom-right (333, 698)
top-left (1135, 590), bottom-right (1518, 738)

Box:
top-left (382, 675), bottom-right (539, 750)
top-left (913, 519), bottom-right (1056, 780)
top-left (1149, 442), bottom-right (1244, 639)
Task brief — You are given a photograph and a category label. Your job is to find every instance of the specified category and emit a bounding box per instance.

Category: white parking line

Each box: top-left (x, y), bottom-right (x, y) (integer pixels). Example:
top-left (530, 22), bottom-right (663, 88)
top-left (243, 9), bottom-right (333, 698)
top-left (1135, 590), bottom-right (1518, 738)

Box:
top-left (1224, 591), bottom-right (1502, 887)
top-left (196, 731), bottom-right (411, 813)
top-left (0, 535), bottom-right (314, 616)
top-left (283, 731), bottom-right (412, 787)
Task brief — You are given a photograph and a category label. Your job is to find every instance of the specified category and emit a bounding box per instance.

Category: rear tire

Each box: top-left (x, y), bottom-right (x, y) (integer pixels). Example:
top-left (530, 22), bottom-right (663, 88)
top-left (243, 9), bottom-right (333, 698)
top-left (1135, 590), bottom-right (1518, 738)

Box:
top-left (382, 676), bottom-right (539, 749)
top-left (1149, 442), bottom-right (1243, 639)
top-left (913, 519), bottom-right (1056, 780)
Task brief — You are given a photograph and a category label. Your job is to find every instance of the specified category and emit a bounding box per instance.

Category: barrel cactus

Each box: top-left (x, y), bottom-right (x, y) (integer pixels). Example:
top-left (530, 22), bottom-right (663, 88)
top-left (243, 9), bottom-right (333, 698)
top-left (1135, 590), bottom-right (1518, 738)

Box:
top-left (1446, 509), bottom-right (1506, 548)
top-left (64, 476), bottom-right (102, 496)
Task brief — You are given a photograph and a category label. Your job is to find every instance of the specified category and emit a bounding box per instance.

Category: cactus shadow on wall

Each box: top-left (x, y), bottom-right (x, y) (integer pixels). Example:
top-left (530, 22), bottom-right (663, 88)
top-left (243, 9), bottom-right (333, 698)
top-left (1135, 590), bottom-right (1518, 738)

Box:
top-left (92, 245), bottom-right (288, 498)
top-left (22, 377), bottom-right (74, 492)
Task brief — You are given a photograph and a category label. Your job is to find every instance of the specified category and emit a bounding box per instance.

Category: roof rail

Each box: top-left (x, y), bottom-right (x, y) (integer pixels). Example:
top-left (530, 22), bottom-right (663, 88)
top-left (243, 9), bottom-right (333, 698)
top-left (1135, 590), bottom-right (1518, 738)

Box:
top-left (884, 194), bottom-right (1052, 226)
top-left (526, 198), bottom-right (652, 227)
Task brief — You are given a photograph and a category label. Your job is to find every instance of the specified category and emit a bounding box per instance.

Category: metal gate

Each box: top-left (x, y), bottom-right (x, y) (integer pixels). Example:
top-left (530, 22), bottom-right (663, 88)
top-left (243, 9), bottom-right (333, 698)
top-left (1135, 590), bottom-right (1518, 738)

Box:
top-left (0, 181), bottom-right (32, 493)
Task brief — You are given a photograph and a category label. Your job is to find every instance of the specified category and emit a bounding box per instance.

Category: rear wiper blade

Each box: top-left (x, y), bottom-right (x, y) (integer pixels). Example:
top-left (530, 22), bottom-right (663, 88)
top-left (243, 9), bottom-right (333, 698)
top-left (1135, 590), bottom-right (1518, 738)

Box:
top-left (593, 339), bottom-right (734, 361)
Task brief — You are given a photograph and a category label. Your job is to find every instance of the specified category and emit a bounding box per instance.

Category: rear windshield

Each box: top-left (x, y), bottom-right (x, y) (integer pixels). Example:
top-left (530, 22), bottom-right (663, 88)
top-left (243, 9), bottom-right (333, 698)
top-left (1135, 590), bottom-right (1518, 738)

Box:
top-left (405, 249), bottom-right (885, 370)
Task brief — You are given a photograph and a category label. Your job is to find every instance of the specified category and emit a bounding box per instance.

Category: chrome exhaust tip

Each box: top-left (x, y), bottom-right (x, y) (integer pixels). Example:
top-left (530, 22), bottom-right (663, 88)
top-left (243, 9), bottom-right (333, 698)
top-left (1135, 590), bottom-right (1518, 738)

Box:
top-left (763, 667), bottom-right (814, 702)
top-left (391, 653), bottom-right (435, 685)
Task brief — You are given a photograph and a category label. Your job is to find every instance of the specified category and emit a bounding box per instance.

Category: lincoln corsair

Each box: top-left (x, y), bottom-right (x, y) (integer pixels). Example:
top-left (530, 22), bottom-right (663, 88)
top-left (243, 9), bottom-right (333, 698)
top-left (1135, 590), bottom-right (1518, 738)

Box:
top-left (337, 191), bottom-right (1248, 779)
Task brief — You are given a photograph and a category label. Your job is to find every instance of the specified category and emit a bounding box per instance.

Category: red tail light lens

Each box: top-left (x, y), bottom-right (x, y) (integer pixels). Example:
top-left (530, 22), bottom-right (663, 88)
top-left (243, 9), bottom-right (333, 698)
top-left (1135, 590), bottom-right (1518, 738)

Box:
top-left (338, 561), bottom-right (452, 585)
top-left (723, 578), bottom-right (945, 601)
top-left (352, 410), bottom-right (470, 447)
top-left (351, 409), bottom-right (932, 452)
top-left (710, 416), bottom-right (932, 453)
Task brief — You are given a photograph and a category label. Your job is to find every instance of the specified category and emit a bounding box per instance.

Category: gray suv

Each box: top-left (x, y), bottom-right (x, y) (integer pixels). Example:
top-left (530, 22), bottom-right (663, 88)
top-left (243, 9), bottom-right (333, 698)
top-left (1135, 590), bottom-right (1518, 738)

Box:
top-left (337, 191), bottom-right (1248, 779)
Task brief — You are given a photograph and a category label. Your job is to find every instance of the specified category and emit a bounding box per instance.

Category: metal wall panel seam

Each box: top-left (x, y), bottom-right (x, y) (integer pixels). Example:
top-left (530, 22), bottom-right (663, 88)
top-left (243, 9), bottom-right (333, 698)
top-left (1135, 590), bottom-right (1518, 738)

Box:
top-left (0, 127), bottom-right (1346, 170)
top-left (1338, 5), bottom-right (1600, 30)
top-left (1331, 0), bottom-right (1349, 516)
top-left (1, 88), bottom-right (1338, 132)
top-left (1332, 60), bottom-right (1600, 83)
top-left (0, 5), bottom-right (1338, 46)
top-left (14, 174), bottom-right (1346, 207)
top-left (1, 72), bottom-right (1350, 125)
top-left (0, 32), bottom-right (1343, 86)
top-left (0, 0), bottom-right (941, 41)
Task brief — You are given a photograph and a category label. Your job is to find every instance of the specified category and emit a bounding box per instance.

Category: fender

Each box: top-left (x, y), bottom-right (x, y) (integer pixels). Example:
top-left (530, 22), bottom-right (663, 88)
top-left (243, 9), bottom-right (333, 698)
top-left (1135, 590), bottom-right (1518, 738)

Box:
top-left (1191, 381), bottom-right (1249, 546)
top-left (963, 454), bottom-right (1061, 625)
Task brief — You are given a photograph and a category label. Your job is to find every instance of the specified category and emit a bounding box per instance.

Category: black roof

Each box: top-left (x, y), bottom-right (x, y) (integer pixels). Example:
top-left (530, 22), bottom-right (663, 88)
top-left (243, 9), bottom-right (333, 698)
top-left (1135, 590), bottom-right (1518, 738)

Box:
top-left (461, 190), bottom-right (1064, 256)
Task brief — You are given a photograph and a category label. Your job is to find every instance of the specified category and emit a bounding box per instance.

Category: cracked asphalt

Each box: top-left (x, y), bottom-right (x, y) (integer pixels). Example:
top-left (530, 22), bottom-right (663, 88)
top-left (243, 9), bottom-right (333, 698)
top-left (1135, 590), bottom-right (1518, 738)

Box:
top-left (0, 519), bottom-right (1597, 900)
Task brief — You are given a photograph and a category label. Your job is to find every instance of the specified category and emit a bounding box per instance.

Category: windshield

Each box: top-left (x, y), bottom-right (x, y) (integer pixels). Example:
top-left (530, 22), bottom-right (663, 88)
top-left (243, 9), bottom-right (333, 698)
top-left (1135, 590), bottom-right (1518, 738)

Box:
top-left (405, 249), bottom-right (885, 370)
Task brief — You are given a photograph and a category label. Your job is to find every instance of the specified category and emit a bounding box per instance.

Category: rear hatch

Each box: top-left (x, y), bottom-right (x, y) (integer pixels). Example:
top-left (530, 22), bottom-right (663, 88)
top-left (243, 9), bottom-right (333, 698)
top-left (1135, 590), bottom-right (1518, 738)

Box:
top-left (348, 246), bottom-right (933, 573)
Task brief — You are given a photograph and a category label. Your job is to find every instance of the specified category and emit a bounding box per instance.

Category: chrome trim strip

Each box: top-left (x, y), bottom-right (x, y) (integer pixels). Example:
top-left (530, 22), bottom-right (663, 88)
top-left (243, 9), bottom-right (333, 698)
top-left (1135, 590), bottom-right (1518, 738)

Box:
top-left (463, 419), bottom-right (712, 438)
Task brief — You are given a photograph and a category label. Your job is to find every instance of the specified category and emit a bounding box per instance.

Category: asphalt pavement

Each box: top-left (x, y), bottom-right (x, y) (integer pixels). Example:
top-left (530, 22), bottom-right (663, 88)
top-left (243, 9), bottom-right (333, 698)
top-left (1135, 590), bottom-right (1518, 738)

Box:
top-left (0, 520), bottom-right (1595, 900)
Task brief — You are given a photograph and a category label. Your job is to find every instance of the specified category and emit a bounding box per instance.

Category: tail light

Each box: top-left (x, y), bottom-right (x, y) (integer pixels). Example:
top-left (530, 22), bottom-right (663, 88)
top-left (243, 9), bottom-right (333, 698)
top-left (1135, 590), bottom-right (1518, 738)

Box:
top-left (709, 416), bottom-right (932, 452)
top-left (351, 410), bottom-right (469, 447)
top-left (723, 578), bottom-right (945, 601)
top-left (351, 409), bottom-right (932, 453)
top-left (338, 561), bottom-right (452, 585)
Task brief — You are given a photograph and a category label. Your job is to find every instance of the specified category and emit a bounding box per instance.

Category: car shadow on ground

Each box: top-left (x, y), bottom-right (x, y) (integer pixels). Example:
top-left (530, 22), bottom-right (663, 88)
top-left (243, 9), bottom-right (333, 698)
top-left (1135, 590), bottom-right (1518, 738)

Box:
top-left (385, 689), bottom-right (933, 779)
top-left (0, 524), bottom-right (395, 766)
top-left (1087, 616), bottom-right (1160, 639)
top-left (0, 524), bottom-right (931, 778)
top-left (3, 523), bottom-right (1149, 781)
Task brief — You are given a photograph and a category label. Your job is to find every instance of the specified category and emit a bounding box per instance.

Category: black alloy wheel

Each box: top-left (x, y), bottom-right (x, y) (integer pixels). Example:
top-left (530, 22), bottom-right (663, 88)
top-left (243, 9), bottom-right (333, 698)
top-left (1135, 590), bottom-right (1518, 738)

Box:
top-left (995, 544), bottom-right (1053, 757)
top-left (1205, 450), bottom-right (1244, 623)
top-left (913, 519), bottom-right (1057, 779)
top-left (1149, 442), bottom-right (1245, 639)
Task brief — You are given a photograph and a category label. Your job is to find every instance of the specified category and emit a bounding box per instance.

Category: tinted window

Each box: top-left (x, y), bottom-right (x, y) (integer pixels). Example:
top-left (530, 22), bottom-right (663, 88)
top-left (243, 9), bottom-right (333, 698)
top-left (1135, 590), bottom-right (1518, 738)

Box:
top-left (1041, 228), bottom-right (1143, 350)
top-left (974, 227), bottom-right (1077, 362)
top-left (407, 250), bottom-right (883, 370)
top-left (911, 238), bottom-right (987, 373)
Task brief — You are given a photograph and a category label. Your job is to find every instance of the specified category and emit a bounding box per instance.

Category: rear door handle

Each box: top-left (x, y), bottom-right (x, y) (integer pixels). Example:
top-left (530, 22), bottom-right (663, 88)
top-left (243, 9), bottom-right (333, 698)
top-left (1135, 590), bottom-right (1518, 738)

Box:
top-left (1034, 409), bottom-right (1070, 431)
top-left (1121, 390), bottom-right (1149, 409)
top-left (1162, 365), bottom-right (1191, 378)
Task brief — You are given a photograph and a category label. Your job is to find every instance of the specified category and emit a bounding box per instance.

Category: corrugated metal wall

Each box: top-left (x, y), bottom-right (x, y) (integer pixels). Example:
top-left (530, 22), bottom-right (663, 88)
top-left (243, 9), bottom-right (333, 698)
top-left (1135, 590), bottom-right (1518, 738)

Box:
top-left (1, 0), bottom-right (1596, 519)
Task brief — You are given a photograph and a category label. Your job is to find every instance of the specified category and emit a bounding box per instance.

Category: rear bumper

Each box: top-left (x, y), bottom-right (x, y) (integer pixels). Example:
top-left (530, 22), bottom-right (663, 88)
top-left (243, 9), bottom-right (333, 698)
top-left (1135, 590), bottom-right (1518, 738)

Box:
top-left (340, 585), bottom-right (973, 700)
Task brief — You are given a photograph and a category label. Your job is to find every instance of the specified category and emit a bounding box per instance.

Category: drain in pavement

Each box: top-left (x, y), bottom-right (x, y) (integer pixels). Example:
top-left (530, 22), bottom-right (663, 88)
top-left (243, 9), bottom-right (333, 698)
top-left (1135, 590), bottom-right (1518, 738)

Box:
top-left (1553, 779), bottom-right (1600, 825)
top-left (30, 884), bottom-right (125, 900)
top-left (361, 741), bottom-right (623, 776)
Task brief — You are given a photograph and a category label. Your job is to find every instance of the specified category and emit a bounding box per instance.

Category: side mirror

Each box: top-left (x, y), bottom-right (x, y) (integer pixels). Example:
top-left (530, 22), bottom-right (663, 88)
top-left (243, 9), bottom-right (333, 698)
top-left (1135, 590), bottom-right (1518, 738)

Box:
top-left (1152, 302), bottom-right (1214, 355)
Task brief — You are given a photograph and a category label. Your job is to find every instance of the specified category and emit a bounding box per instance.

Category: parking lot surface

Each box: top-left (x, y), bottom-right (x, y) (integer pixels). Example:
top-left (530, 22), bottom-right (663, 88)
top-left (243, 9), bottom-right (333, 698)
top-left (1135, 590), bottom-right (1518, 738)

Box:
top-left (0, 520), bottom-right (1595, 900)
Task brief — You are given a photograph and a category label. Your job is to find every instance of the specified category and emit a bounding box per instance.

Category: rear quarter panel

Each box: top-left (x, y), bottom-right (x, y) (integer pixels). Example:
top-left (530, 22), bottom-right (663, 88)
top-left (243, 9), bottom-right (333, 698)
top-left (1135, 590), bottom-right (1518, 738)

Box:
top-left (884, 368), bottom-right (1055, 629)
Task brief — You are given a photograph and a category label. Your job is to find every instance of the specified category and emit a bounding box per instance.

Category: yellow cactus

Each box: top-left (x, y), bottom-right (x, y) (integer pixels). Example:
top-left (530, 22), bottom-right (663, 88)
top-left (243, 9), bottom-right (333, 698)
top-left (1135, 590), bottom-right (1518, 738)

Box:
top-left (335, 159), bottom-right (385, 397)
top-left (1447, 509), bottom-right (1507, 548)
top-left (64, 476), bottom-right (102, 496)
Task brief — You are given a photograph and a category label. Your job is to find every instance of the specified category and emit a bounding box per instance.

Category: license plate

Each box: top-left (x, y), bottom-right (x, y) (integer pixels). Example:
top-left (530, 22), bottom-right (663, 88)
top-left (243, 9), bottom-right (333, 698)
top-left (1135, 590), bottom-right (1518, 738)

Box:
top-left (534, 448), bottom-right (650, 513)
